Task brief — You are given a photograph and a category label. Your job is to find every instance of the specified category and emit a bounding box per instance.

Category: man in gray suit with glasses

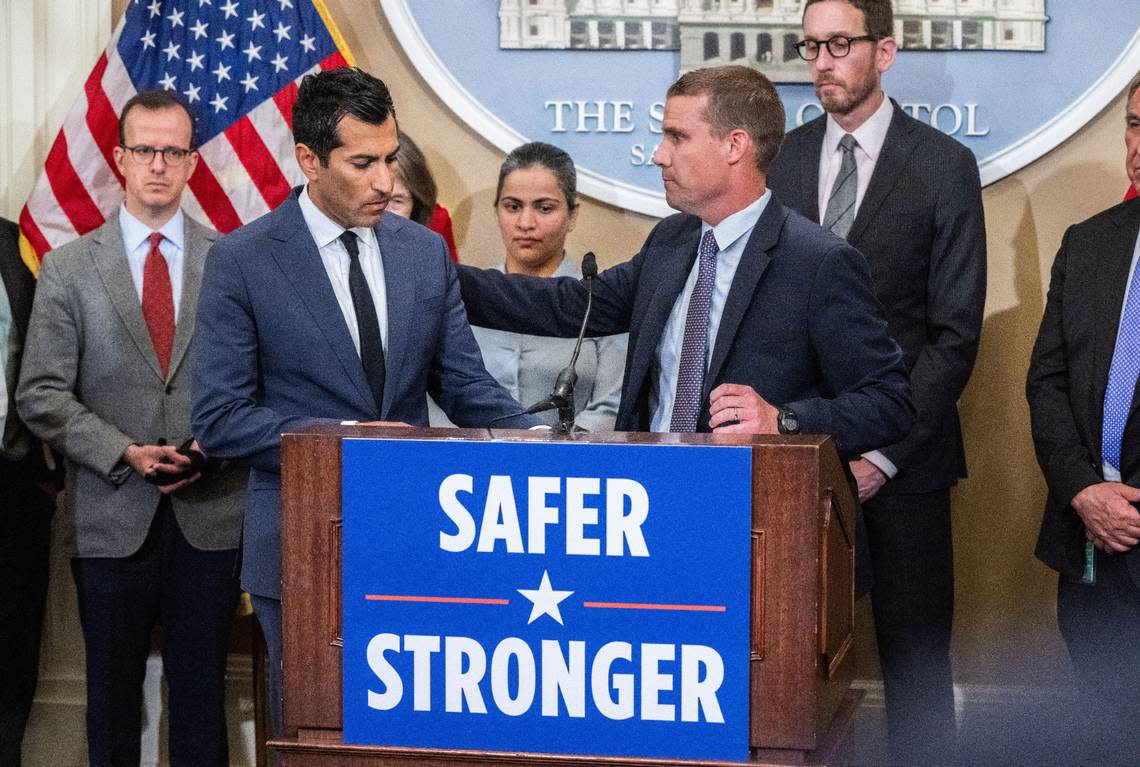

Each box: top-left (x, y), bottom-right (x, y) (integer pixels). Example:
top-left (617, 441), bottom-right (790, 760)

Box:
top-left (17, 90), bottom-right (244, 767)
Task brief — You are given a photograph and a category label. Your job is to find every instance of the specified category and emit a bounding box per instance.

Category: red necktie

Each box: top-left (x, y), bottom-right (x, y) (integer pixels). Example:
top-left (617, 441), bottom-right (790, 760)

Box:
top-left (142, 232), bottom-right (175, 376)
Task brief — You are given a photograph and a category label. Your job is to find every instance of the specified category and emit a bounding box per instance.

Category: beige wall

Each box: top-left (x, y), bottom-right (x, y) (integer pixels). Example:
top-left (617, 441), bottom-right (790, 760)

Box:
top-left (42, 0), bottom-right (1140, 690)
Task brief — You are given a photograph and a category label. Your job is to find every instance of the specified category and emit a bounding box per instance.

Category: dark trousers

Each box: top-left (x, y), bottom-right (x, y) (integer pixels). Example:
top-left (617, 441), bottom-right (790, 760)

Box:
top-left (71, 499), bottom-right (240, 767)
top-left (0, 470), bottom-right (53, 767)
top-left (250, 594), bottom-right (284, 737)
top-left (863, 488), bottom-right (957, 767)
top-left (1057, 551), bottom-right (1140, 764)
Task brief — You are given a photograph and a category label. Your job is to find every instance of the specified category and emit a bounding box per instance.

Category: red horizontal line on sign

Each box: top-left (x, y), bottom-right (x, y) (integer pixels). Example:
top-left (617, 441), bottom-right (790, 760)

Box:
top-left (365, 595), bottom-right (509, 605)
top-left (582, 601), bottom-right (726, 612)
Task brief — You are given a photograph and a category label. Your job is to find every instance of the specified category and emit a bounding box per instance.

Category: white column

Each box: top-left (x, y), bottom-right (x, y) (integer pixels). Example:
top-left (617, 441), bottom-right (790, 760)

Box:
top-left (0, 0), bottom-right (114, 219)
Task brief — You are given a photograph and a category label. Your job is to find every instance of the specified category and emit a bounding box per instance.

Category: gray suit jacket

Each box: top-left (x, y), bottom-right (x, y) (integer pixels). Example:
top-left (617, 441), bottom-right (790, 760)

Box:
top-left (16, 214), bottom-right (244, 558)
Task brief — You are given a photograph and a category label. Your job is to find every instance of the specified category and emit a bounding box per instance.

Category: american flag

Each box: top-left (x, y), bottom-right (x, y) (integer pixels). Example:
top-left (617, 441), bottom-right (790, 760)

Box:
top-left (17, 0), bottom-right (354, 274)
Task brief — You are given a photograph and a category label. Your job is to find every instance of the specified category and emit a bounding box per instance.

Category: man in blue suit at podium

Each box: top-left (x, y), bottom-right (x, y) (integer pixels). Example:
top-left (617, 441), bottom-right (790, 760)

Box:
top-left (191, 67), bottom-right (537, 732)
top-left (459, 65), bottom-right (911, 457)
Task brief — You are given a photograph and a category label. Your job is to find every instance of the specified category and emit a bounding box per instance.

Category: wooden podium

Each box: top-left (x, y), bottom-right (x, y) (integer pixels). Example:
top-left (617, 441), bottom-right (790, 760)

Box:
top-left (270, 425), bottom-right (859, 766)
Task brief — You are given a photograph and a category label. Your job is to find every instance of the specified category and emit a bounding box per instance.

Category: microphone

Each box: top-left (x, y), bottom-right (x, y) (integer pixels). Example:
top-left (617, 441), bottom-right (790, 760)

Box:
top-left (524, 252), bottom-right (598, 433)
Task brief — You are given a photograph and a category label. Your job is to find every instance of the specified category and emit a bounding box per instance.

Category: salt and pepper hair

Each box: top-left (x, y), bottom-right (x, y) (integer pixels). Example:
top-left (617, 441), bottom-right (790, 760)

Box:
top-left (495, 142), bottom-right (578, 208)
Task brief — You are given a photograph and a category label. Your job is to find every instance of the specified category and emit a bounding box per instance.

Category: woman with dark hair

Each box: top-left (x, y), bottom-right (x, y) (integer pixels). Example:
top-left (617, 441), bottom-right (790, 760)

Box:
top-left (432, 141), bottom-right (626, 431)
top-left (389, 132), bottom-right (459, 261)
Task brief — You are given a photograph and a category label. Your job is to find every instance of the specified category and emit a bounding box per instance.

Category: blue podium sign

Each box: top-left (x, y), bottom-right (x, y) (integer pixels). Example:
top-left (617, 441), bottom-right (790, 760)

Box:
top-left (342, 439), bottom-right (753, 762)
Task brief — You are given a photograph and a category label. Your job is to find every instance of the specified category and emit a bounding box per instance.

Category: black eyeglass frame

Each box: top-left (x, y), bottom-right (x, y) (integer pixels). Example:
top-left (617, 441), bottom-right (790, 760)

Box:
top-left (118, 143), bottom-right (196, 165)
top-left (793, 34), bottom-right (880, 61)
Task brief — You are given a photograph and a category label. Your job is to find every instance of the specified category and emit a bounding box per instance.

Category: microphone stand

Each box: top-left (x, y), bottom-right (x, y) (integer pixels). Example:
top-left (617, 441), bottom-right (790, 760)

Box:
top-left (525, 252), bottom-right (597, 434)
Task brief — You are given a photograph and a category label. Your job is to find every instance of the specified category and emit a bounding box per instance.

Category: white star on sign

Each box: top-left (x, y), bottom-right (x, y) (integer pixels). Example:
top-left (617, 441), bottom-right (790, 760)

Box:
top-left (273, 21), bottom-right (291, 42)
top-left (190, 19), bottom-right (208, 39)
top-left (183, 83), bottom-right (201, 103)
top-left (210, 92), bottom-right (229, 113)
top-left (517, 570), bottom-right (573, 626)
top-left (247, 9), bottom-right (266, 31)
top-left (299, 33), bottom-right (316, 53)
top-left (240, 72), bottom-right (259, 92)
top-left (243, 41), bottom-right (262, 62)
top-left (270, 52), bottom-right (288, 72)
top-left (216, 29), bottom-right (235, 50)
top-left (220, 0), bottom-right (239, 20)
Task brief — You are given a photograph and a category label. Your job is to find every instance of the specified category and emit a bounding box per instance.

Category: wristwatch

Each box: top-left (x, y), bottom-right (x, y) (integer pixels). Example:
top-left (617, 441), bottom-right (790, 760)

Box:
top-left (777, 406), bottom-right (800, 435)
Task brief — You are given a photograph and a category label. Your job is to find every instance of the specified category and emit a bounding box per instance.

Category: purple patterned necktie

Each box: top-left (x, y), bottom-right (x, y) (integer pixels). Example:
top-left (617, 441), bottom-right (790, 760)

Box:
top-left (1102, 254), bottom-right (1140, 470)
top-left (670, 229), bottom-right (719, 432)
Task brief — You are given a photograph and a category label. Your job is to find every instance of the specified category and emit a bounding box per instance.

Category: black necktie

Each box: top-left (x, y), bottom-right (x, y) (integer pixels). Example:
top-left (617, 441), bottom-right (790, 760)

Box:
top-left (338, 231), bottom-right (385, 413)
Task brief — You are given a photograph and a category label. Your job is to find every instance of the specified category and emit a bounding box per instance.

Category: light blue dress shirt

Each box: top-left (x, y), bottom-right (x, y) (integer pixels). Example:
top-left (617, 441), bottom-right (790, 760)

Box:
top-left (118, 206), bottom-right (186, 321)
top-left (650, 191), bottom-right (771, 432)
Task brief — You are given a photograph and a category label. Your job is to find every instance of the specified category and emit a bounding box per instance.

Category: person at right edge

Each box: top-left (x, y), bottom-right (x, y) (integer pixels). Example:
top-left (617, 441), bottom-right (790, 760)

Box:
top-left (765, 2), bottom-right (987, 764)
top-left (1027, 73), bottom-right (1140, 764)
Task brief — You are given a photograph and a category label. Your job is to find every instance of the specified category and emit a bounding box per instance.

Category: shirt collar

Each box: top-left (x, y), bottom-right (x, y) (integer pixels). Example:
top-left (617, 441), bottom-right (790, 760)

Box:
top-left (299, 185), bottom-right (376, 251)
top-left (823, 92), bottom-right (894, 165)
top-left (702, 190), bottom-right (772, 251)
top-left (118, 205), bottom-right (184, 252)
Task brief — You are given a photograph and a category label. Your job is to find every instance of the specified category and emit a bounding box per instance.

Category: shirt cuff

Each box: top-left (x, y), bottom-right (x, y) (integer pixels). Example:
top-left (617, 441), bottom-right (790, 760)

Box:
top-left (861, 450), bottom-right (898, 479)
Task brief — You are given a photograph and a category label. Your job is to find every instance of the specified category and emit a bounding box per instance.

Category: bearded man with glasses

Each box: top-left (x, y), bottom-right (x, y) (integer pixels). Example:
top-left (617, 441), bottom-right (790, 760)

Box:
top-left (769, 2), bottom-right (987, 766)
top-left (17, 90), bottom-right (244, 766)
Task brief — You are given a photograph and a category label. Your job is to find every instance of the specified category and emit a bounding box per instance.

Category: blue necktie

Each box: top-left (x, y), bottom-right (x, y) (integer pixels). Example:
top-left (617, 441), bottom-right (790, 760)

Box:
top-left (1102, 256), bottom-right (1140, 471)
top-left (670, 229), bottom-right (719, 432)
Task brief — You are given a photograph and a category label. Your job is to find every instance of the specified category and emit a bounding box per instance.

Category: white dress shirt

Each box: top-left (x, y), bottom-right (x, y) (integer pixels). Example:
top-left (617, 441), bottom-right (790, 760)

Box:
top-left (650, 191), bottom-right (771, 432)
top-left (298, 185), bottom-right (389, 355)
top-left (817, 93), bottom-right (899, 478)
top-left (119, 205), bottom-right (186, 321)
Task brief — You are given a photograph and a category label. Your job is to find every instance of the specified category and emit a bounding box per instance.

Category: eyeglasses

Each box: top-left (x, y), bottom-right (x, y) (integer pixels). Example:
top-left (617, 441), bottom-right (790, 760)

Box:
top-left (119, 144), bottom-right (195, 165)
top-left (793, 35), bottom-right (879, 61)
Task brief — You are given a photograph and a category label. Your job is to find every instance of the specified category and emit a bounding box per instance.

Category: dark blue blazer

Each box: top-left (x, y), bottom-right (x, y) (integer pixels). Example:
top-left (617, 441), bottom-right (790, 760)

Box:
top-left (459, 195), bottom-right (913, 458)
top-left (192, 192), bottom-right (536, 598)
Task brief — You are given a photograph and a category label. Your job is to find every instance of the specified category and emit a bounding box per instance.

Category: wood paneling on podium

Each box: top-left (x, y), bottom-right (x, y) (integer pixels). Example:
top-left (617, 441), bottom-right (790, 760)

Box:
top-left (272, 425), bottom-right (859, 766)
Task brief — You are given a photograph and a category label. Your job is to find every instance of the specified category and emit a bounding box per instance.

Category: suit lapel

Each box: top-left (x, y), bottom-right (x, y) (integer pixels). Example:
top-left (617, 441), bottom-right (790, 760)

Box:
top-left (90, 219), bottom-right (166, 381)
top-left (627, 223), bottom-right (702, 415)
top-left (268, 194), bottom-right (376, 414)
top-left (796, 118), bottom-right (825, 224)
top-left (167, 217), bottom-right (216, 379)
top-left (704, 199), bottom-right (781, 394)
top-left (375, 214), bottom-right (416, 418)
top-left (846, 102), bottom-right (920, 247)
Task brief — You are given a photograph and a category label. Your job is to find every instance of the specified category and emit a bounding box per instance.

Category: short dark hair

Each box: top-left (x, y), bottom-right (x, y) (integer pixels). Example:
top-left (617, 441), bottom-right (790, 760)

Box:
top-left (118, 90), bottom-right (197, 148)
top-left (394, 132), bottom-right (438, 227)
top-left (495, 142), bottom-right (578, 208)
top-left (293, 67), bottom-right (395, 165)
top-left (803, 0), bottom-right (894, 40)
top-left (667, 66), bottom-right (785, 173)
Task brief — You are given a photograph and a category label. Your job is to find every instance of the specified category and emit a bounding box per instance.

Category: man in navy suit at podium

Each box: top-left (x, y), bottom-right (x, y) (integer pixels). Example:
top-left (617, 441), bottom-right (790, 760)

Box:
top-left (459, 65), bottom-right (912, 457)
top-left (191, 67), bottom-right (537, 732)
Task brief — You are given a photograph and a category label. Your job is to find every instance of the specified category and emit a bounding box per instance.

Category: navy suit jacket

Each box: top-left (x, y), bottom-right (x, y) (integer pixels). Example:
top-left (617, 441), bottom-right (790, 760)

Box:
top-left (768, 102), bottom-right (986, 494)
top-left (1028, 197), bottom-right (1140, 584)
top-left (192, 192), bottom-right (536, 598)
top-left (459, 196), bottom-right (913, 458)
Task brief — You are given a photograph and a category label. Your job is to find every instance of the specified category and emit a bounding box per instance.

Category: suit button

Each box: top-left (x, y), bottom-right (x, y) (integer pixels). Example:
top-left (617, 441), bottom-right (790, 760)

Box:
top-left (165, 385), bottom-right (173, 395)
